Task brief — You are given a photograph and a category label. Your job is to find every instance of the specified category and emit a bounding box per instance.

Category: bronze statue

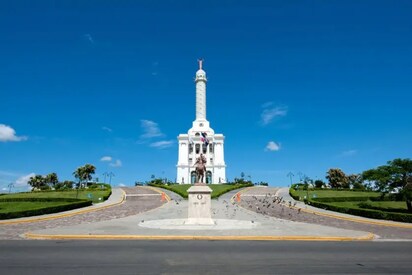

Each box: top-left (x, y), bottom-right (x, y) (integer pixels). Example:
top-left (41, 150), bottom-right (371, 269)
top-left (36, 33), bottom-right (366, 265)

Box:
top-left (194, 153), bottom-right (207, 184)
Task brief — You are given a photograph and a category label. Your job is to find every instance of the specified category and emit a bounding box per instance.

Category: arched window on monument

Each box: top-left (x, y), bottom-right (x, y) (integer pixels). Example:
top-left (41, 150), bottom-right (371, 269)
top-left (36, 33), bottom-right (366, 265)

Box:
top-left (202, 144), bottom-right (207, 154)
top-left (191, 171), bottom-right (197, 184)
top-left (206, 171), bottom-right (212, 184)
top-left (209, 143), bottom-right (213, 153)
top-left (189, 144), bottom-right (193, 154)
top-left (195, 144), bottom-right (200, 154)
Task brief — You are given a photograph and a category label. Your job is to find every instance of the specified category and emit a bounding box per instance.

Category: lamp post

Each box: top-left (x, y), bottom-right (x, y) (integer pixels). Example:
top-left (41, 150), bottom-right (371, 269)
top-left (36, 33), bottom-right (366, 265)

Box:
top-left (297, 172), bottom-right (303, 183)
top-left (8, 182), bottom-right (14, 193)
top-left (103, 172), bottom-right (109, 184)
top-left (286, 172), bottom-right (294, 186)
top-left (108, 172), bottom-right (115, 186)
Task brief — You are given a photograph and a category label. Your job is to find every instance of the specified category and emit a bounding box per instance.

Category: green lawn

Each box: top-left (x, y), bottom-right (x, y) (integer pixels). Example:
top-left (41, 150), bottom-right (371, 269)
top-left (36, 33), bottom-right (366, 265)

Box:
top-left (332, 201), bottom-right (408, 211)
top-left (151, 183), bottom-right (252, 199)
top-left (293, 189), bottom-right (380, 199)
top-left (1, 189), bottom-right (111, 204)
top-left (0, 201), bottom-right (74, 214)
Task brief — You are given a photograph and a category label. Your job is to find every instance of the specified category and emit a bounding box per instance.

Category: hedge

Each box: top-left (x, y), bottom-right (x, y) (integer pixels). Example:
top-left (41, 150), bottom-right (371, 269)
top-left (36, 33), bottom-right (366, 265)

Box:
top-left (148, 183), bottom-right (188, 198)
top-left (210, 183), bottom-right (253, 199)
top-left (0, 199), bottom-right (91, 220)
top-left (0, 197), bottom-right (91, 203)
top-left (308, 199), bottom-right (412, 223)
top-left (149, 183), bottom-right (254, 199)
top-left (289, 188), bottom-right (300, 200)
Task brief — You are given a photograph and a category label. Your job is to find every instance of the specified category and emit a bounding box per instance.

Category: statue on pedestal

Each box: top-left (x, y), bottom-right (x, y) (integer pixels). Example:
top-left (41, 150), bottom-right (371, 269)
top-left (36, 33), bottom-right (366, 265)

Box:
top-left (194, 153), bottom-right (207, 184)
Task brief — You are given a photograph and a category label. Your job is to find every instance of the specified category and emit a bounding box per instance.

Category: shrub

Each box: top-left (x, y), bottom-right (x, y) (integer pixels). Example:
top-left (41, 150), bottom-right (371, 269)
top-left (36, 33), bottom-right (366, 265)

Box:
top-left (0, 198), bottom-right (91, 220)
top-left (308, 199), bottom-right (412, 223)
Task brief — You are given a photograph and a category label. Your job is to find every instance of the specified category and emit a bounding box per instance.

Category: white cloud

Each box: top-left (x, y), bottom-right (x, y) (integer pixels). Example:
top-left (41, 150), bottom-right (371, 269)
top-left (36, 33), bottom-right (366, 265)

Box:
top-left (1, 187), bottom-right (7, 191)
top-left (110, 159), bottom-right (122, 167)
top-left (15, 173), bottom-right (35, 188)
top-left (150, 140), bottom-right (174, 149)
top-left (261, 101), bottom-right (274, 108)
top-left (84, 33), bottom-right (94, 44)
top-left (0, 124), bottom-right (27, 142)
top-left (260, 105), bottom-right (287, 126)
top-left (340, 149), bottom-right (357, 157)
top-left (0, 170), bottom-right (20, 177)
top-left (118, 183), bottom-right (126, 187)
top-left (102, 126), bottom-right (112, 132)
top-left (265, 141), bottom-right (281, 152)
top-left (140, 119), bottom-right (164, 139)
top-left (100, 156), bottom-right (112, 162)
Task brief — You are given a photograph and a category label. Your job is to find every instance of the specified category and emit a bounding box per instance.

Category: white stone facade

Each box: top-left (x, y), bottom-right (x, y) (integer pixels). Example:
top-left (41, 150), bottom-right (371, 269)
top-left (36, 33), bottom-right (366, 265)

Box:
top-left (176, 61), bottom-right (226, 184)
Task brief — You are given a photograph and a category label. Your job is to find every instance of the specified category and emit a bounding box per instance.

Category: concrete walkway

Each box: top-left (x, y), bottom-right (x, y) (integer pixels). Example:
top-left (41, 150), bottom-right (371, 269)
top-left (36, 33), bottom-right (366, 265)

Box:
top-left (25, 188), bottom-right (373, 241)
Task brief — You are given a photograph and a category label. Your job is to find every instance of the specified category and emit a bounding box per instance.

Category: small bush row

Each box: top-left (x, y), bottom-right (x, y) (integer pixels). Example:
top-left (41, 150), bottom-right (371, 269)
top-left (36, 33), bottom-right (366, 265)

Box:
top-left (0, 200), bottom-right (92, 220)
top-left (0, 197), bottom-right (90, 203)
top-left (357, 201), bottom-right (411, 214)
top-left (148, 183), bottom-right (188, 198)
top-left (308, 200), bottom-right (412, 223)
top-left (211, 183), bottom-right (254, 199)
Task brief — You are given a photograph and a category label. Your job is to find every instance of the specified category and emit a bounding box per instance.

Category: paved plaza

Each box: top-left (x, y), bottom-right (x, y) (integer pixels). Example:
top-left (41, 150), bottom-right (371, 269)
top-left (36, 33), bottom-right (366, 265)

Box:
top-left (1, 186), bottom-right (412, 241)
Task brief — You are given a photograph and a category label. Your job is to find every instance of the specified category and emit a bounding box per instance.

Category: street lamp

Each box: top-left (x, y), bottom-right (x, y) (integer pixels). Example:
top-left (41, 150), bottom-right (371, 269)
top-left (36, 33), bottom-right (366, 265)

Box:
top-left (103, 172), bottom-right (109, 184)
top-left (8, 182), bottom-right (14, 193)
top-left (108, 172), bottom-right (115, 185)
top-left (287, 172), bottom-right (294, 186)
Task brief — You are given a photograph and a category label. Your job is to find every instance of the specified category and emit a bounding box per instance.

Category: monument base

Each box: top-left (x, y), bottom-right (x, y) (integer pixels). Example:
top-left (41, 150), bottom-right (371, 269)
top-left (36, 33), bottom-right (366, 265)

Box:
top-left (186, 185), bottom-right (214, 225)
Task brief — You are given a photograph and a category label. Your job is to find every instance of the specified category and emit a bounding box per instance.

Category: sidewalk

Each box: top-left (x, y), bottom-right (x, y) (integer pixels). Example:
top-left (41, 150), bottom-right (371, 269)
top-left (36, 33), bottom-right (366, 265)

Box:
top-left (276, 187), bottom-right (412, 229)
top-left (0, 188), bottom-right (125, 225)
top-left (25, 188), bottom-right (374, 241)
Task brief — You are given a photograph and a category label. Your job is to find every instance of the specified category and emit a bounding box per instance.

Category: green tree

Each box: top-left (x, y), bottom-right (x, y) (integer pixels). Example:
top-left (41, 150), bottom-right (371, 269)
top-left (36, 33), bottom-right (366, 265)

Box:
top-left (362, 158), bottom-right (412, 211)
top-left (314, 179), bottom-right (325, 188)
top-left (45, 172), bottom-right (59, 188)
top-left (388, 158), bottom-right (412, 211)
top-left (362, 165), bottom-right (393, 193)
top-left (28, 175), bottom-right (46, 191)
top-left (347, 174), bottom-right (363, 189)
top-left (73, 164), bottom-right (96, 188)
top-left (326, 168), bottom-right (348, 189)
top-left (55, 180), bottom-right (74, 190)
top-left (388, 158), bottom-right (412, 189)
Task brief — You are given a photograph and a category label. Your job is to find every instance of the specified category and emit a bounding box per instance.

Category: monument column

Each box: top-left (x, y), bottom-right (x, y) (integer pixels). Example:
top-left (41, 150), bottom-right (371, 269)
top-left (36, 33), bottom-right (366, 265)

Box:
top-left (195, 59), bottom-right (207, 121)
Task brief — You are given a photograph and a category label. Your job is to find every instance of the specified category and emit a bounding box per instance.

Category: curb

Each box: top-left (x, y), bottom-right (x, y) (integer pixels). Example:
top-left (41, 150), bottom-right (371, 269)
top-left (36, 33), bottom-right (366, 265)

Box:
top-left (144, 186), bottom-right (171, 202)
top-left (0, 189), bottom-right (126, 225)
top-left (240, 187), bottom-right (412, 229)
top-left (290, 203), bottom-right (412, 229)
top-left (230, 187), bottom-right (255, 204)
top-left (24, 232), bottom-right (375, 241)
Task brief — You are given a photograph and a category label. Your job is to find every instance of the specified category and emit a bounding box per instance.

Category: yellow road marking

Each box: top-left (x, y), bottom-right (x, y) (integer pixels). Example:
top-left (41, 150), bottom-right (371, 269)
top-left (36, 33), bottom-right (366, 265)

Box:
top-left (24, 232), bottom-right (375, 241)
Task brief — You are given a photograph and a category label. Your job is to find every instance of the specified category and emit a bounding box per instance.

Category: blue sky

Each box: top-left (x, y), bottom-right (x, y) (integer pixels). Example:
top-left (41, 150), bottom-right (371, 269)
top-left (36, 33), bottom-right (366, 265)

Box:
top-left (1, 0), bottom-right (411, 191)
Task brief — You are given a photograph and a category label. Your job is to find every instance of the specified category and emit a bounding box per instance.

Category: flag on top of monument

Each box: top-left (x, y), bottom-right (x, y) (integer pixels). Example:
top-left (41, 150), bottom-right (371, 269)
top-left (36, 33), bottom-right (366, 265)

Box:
top-left (201, 132), bottom-right (209, 146)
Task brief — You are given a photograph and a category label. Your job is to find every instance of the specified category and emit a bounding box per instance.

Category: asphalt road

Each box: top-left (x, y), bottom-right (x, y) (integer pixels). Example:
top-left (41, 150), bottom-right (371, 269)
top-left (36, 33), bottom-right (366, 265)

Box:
top-left (1, 241), bottom-right (411, 274)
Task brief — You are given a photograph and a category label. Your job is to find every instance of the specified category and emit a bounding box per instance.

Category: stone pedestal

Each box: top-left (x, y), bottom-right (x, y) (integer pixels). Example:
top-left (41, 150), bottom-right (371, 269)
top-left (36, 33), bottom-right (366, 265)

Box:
top-left (185, 185), bottom-right (214, 225)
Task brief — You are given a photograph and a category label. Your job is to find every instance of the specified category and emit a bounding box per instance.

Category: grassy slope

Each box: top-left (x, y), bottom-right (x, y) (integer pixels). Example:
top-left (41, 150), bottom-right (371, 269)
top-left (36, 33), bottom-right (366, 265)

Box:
top-left (1, 189), bottom-right (111, 204)
top-left (332, 201), bottom-right (407, 210)
top-left (293, 189), bottom-right (380, 199)
top-left (155, 184), bottom-right (249, 199)
top-left (0, 201), bottom-right (75, 213)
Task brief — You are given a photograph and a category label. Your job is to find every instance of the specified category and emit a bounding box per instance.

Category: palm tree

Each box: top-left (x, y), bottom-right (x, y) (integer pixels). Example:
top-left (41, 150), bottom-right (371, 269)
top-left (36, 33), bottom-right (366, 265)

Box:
top-left (45, 173), bottom-right (59, 188)
top-left (28, 175), bottom-right (46, 191)
top-left (73, 164), bottom-right (96, 189)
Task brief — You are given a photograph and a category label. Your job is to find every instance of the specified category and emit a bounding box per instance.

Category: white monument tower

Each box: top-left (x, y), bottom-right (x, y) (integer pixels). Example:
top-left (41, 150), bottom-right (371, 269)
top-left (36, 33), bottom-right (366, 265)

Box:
top-left (176, 60), bottom-right (226, 184)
